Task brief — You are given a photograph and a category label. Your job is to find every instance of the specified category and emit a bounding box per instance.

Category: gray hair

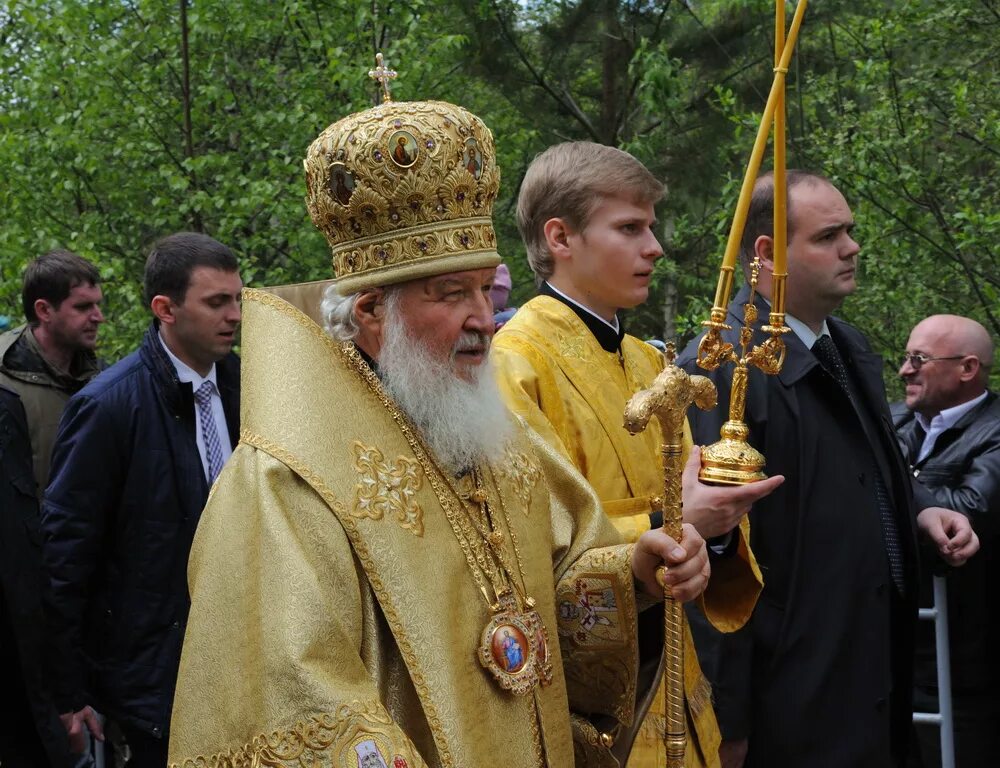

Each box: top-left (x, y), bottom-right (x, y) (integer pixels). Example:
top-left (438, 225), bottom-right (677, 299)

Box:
top-left (321, 284), bottom-right (362, 341)
top-left (321, 283), bottom-right (401, 341)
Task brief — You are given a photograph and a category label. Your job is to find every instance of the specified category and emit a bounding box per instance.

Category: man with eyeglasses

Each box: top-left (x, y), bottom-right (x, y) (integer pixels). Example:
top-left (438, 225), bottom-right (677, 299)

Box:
top-left (893, 314), bottom-right (1000, 768)
top-left (678, 171), bottom-right (980, 768)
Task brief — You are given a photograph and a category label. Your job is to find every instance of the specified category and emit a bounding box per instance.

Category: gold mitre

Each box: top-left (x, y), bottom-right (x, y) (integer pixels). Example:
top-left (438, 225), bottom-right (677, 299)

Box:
top-left (304, 56), bottom-right (500, 295)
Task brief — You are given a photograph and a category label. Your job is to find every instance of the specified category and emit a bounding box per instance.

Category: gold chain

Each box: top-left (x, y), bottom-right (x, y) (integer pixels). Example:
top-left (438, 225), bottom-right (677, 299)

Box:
top-left (452, 468), bottom-right (533, 610)
top-left (528, 695), bottom-right (546, 768)
top-left (483, 465), bottom-right (532, 604)
top-left (450, 473), bottom-right (513, 604)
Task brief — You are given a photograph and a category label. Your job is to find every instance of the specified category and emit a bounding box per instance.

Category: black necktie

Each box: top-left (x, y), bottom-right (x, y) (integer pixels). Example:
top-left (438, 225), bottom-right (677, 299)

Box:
top-left (812, 334), bottom-right (906, 594)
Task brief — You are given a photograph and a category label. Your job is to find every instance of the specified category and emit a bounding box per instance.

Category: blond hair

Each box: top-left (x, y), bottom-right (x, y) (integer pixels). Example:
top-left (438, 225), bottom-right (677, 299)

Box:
top-left (517, 142), bottom-right (664, 281)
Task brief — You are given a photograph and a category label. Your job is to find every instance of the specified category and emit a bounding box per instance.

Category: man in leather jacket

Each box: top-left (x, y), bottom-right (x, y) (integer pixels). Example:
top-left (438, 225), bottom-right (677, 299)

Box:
top-left (893, 314), bottom-right (1000, 768)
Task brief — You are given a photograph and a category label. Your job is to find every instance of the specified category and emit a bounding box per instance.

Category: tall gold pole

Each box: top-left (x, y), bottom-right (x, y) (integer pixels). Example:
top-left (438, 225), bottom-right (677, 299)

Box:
top-left (771, 0), bottom-right (789, 329)
top-left (702, 0), bottom-right (808, 337)
top-left (624, 345), bottom-right (718, 767)
top-left (696, 0), bottom-right (807, 484)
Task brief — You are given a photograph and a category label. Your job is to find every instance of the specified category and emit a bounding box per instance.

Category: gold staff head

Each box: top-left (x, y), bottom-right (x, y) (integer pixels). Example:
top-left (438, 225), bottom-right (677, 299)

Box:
top-left (624, 343), bottom-right (717, 447)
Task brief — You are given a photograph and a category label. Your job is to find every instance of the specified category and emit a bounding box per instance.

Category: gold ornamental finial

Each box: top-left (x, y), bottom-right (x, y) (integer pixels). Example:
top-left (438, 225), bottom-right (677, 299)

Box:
top-left (368, 52), bottom-right (397, 103)
top-left (663, 341), bottom-right (677, 365)
top-left (624, 350), bottom-right (718, 768)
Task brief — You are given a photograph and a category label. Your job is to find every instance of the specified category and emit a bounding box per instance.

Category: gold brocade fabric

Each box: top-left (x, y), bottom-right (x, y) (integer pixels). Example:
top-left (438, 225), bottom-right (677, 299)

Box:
top-left (168, 288), bottom-right (646, 768)
top-left (493, 297), bottom-right (764, 768)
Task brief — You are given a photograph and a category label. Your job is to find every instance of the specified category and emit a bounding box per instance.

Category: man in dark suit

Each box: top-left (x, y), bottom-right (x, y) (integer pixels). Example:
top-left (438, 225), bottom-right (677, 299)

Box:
top-left (42, 233), bottom-right (242, 768)
top-left (893, 314), bottom-right (1000, 768)
top-left (678, 171), bottom-right (978, 768)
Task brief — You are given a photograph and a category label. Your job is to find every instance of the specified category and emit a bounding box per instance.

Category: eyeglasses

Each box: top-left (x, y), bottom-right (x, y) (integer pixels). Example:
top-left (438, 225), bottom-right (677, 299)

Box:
top-left (900, 352), bottom-right (965, 371)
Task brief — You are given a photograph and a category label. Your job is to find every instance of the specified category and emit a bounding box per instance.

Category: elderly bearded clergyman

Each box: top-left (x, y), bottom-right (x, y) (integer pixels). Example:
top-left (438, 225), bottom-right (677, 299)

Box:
top-left (166, 77), bottom-right (734, 768)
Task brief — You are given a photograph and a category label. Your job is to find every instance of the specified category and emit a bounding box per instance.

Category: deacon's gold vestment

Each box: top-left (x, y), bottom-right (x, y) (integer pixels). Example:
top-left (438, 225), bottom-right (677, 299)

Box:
top-left (169, 288), bottom-right (665, 768)
top-left (492, 296), bottom-right (762, 768)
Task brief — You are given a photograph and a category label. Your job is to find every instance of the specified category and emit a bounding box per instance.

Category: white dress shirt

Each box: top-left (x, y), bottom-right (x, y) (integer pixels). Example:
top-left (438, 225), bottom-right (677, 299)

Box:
top-left (783, 312), bottom-right (831, 350)
top-left (915, 390), bottom-right (988, 463)
top-left (159, 333), bottom-right (233, 483)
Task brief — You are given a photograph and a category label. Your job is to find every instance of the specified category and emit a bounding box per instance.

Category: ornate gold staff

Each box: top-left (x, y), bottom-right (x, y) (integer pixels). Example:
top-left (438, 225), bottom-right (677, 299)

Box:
top-left (696, 0), bottom-right (808, 485)
top-left (624, 344), bottom-right (717, 767)
top-left (697, 257), bottom-right (787, 484)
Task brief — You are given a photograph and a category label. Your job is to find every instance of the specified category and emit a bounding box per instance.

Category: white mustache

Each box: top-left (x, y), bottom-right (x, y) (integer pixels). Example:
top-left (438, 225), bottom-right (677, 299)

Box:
top-left (453, 332), bottom-right (490, 354)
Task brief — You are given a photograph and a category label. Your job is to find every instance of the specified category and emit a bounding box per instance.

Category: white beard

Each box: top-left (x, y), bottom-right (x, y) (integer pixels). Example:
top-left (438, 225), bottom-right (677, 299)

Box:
top-left (377, 303), bottom-right (514, 475)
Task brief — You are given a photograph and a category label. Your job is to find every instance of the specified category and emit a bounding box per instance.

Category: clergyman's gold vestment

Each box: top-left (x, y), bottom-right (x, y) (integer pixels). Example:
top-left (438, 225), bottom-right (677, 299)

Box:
top-left (168, 288), bottom-right (662, 768)
top-left (492, 296), bottom-right (762, 768)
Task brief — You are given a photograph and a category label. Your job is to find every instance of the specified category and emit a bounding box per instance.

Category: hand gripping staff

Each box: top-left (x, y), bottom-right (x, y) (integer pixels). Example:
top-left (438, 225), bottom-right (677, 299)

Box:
top-left (624, 344), bottom-right (717, 767)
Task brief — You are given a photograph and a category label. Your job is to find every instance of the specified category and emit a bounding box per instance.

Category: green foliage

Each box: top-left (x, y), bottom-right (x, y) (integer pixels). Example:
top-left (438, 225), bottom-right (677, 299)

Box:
top-left (627, 0), bottom-right (1000, 393)
top-left (789, 1), bottom-right (1000, 395)
top-left (0, 0), bottom-right (486, 358)
top-left (2, 0), bottom-right (998, 398)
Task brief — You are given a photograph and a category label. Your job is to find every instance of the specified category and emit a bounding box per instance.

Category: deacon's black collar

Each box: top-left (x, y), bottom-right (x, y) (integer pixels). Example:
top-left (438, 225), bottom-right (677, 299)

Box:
top-left (539, 282), bottom-right (625, 353)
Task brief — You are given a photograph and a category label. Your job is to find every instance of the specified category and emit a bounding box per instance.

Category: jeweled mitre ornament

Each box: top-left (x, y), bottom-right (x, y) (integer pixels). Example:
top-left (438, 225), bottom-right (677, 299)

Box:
top-left (304, 54), bottom-right (501, 295)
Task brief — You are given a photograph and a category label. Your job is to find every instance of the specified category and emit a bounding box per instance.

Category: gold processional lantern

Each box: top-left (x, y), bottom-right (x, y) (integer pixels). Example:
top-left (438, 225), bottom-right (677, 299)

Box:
top-left (697, 0), bottom-right (809, 485)
top-left (624, 3), bottom-right (809, 766)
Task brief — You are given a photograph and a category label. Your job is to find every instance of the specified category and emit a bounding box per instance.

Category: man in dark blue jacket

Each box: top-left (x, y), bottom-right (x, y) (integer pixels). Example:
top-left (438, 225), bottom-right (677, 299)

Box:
top-left (42, 232), bottom-right (242, 768)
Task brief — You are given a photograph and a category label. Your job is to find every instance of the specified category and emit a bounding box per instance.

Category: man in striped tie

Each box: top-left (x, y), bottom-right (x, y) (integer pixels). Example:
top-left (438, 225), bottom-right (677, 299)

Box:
top-left (41, 232), bottom-right (242, 768)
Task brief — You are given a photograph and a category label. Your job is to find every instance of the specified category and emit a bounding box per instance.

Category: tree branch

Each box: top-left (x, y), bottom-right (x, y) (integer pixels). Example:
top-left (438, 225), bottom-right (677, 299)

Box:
top-left (489, 0), bottom-right (601, 141)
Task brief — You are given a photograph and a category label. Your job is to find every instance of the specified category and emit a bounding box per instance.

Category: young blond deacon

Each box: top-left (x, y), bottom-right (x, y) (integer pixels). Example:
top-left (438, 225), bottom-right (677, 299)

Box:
top-left (491, 142), bottom-right (780, 768)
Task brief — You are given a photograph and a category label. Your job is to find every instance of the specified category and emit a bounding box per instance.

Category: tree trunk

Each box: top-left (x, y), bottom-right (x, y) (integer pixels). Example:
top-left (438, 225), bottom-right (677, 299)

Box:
top-left (601, 0), bottom-right (618, 144)
top-left (661, 271), bottom-right (678, 345)
top-left (179, 0), bottom-right (202, 231)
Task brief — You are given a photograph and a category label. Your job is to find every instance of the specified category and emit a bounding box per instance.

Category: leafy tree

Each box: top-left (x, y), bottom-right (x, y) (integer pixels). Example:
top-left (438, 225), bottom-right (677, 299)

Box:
top-left (0, 0), bottom-right (479, 358)
top-left (628, 0), bottom-right (1000, 393)
top-left (459, 0), bottom-right (781, 331)
top-left (3, 0), bottom-right (997, 398)
top-left (794, 1), bottom-right (1000, 394)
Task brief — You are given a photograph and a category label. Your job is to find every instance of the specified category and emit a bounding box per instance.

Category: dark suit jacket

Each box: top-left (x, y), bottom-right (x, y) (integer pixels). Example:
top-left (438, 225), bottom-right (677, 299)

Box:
top-left (678, 286), bottom-right (923, 768)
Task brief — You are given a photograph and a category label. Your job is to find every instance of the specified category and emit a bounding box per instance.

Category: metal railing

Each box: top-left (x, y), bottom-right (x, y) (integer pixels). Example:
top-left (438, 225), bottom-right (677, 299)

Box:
top-left (912, 575), bottom-right (955, 768)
